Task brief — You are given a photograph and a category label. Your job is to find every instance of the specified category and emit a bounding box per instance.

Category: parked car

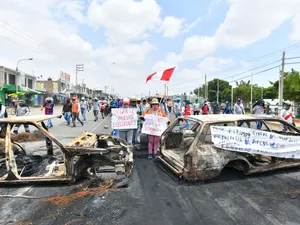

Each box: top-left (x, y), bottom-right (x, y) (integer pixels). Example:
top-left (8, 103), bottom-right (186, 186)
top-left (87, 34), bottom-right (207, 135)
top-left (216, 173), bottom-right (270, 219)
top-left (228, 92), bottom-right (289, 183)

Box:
top-left (0, 115), bottom-right (133, 184)
top-left (159, 114), bottom-right (300, 181)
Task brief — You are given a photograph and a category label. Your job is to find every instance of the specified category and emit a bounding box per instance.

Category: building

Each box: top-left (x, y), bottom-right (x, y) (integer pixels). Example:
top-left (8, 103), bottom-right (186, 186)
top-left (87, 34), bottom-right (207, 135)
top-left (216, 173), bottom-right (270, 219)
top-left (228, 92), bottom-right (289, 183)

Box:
top-left (0, 66), bottom-right (40, 106)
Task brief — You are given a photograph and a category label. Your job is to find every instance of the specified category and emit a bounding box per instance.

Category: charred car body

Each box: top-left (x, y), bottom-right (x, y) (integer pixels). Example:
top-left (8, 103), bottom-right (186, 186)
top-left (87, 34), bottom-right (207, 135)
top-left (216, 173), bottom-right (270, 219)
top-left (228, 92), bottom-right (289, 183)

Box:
top-left (159, 115), bottom-right (300, 181)
top-left (0, 115), bottom-right (133, 184)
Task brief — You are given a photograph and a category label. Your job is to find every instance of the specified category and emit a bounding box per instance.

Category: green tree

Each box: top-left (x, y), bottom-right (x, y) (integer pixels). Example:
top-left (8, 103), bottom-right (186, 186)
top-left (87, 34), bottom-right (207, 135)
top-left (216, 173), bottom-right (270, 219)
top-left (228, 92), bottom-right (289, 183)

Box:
top-left (283, 69), bottom-right (300, 102)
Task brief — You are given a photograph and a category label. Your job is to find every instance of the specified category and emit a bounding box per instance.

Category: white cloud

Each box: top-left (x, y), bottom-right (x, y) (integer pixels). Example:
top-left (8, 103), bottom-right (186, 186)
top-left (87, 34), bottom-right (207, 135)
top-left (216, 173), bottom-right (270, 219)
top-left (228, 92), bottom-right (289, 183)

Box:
top-left (166, 36), bottom-right (217, 64)
top-left (152, 61), bottom-right (177, 71)
top-left (93, 41), bottom-right (155, 64)
top-left (159, 16), bottom-right (185, 38)
top-left (56, 0), bottom-right (86, 24)
top-left (197, 57), bottom-right (233, 74)
top-left (0, 0), bottom-right (158, 96)
top-left (290, 14), bottom-right (300, 40)
top-left (87, 0), bottom-right (161, 41)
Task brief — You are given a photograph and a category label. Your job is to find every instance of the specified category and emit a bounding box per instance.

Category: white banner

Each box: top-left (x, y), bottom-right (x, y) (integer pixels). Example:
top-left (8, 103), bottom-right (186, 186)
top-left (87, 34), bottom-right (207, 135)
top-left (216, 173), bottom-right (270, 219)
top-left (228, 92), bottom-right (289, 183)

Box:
top-left (141, 114), bottom-right (168, 136)
top-left (111, 108), bottom-right (138, 129)
top-left (211, 126), bottom-right (300, 159)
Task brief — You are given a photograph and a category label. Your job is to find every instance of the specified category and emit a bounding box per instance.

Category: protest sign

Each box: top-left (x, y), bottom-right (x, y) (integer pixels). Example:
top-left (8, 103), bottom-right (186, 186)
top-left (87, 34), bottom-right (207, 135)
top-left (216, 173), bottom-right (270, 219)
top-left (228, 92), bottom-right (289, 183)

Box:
top-left (211, 126), bottom-right (300, 159)
top-left (111, 108), bottom-right (138, 129)
top-left (141, 114), bottom-right (168, 136)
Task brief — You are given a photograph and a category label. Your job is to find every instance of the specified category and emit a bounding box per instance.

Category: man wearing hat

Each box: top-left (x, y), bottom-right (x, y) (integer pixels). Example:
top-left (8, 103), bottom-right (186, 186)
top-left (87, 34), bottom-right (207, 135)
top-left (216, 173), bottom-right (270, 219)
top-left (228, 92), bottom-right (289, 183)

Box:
top-left (173, 98), bottom-right (182, 118)
top-left (13, 99), bottom-right (30, 134)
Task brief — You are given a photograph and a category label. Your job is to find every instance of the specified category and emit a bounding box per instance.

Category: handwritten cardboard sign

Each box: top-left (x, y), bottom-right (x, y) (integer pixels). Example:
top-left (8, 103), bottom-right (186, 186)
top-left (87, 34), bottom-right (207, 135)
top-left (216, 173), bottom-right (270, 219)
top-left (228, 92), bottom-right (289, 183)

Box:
top-left (111, 108), bottom-right (138, 129)
top-left (141, 114), bottom-right (168, 136)
top-left (211, 126), bottom-right (300, 159)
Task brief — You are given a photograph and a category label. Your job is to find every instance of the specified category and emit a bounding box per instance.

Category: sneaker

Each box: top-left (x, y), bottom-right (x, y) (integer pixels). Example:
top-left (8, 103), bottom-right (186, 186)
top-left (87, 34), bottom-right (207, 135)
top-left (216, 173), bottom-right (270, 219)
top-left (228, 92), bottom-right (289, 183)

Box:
top-left (81, 122), bottom-right (84, 126)
top-left (148, 154), bottom-right (153, 159)
top-left (153, 154), bottom-right (158, 159)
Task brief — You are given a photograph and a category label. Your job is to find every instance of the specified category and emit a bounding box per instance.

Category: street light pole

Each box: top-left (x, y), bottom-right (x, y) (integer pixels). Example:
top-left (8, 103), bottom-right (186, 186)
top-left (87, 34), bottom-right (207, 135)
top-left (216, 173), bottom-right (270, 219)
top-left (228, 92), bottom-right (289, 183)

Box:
top-left (76, 64), bottom-right (84, 96)
top-left (16, 58), bottom-right (33, 94)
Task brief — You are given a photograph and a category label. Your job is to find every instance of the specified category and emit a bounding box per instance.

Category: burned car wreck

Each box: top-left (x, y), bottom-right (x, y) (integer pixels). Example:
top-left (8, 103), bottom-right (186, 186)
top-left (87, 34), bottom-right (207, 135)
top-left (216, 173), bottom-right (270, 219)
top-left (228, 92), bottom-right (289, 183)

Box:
top-left (0, 115), bottom-right (133, 184)
top-left (159, 115), bottom-right (300, 181)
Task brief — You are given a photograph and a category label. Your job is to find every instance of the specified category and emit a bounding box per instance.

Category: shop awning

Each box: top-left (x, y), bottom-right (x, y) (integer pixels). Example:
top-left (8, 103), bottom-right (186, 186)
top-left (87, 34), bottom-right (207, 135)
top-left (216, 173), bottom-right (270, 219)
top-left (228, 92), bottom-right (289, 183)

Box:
top-left (27, 88), bottom-right (43, 95)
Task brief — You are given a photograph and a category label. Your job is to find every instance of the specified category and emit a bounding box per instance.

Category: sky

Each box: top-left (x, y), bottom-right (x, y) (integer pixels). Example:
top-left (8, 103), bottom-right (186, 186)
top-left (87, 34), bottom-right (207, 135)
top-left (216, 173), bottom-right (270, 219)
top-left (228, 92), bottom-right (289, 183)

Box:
top-left (1, 0), bottom-right (300, 97)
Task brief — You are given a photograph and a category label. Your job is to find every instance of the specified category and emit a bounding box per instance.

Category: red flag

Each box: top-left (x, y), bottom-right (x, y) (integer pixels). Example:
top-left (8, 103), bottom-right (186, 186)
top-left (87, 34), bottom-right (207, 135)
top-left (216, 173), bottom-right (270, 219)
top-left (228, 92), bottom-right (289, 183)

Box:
top-left (146, 67), bottom-right (175, 83)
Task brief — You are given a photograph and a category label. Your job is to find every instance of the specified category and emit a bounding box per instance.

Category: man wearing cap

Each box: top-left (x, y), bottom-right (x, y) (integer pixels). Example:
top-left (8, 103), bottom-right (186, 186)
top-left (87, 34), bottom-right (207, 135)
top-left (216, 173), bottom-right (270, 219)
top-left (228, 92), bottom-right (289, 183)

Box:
top-left (13, 99), bottom-right (30, 134)
top-left (234, 98), bottom-right (245, 115)
top-left (223, 101), bottom-right (233, 114)
top-left (140, 98), bottom-right (170, 159)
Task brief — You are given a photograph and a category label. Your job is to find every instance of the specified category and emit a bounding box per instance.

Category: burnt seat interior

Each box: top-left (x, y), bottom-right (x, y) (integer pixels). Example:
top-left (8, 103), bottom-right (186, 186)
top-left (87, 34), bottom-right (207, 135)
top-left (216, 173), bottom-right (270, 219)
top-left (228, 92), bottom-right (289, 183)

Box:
top-left (164, 120), bottom-right (200, 151)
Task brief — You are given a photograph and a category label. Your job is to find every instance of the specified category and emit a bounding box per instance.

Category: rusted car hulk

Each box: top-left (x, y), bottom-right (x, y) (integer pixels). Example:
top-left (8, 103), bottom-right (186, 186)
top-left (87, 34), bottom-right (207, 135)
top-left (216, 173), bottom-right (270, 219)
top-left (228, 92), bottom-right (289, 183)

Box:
top-left (159, 115), bottom-right (300, 181)
top-left (0, 115), bottom-right (133, 184)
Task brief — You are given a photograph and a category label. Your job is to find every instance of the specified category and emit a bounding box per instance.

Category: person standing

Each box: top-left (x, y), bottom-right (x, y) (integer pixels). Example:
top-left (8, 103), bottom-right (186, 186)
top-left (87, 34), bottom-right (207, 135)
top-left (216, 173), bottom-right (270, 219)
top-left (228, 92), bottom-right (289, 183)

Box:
top-left (118, 98), bottom-right (135, 145)
top-left (252, 99), bottom-right (265, 129)
top-left (192, 99), bottom-right (200, 115)
top-left (234, 98), bottom-right (245, 115)
top-left (140, 98), bottom-right (169, 159)
top-left (71, 97), bottom-right (83, 127)
top-left (41, 97), bottom-right (54, 128)
top-left (100, 97), bottom-right (107, 119)
top-left (92, 98), bottom-right (100, 121)
top-left (223, 101), bottom-right (233, 114)
top-left (87, 97), bottom-right (92, 112)
top-left (0, 99), bottom-right (7, 131)
top-left (129, 98), bottom-right (141, 146)
top-left (180, 102), bottom-right (191, 130)
top-left (280, 101), bottom-right (295, 131)
top-left (202, 100), bottom-right (210, 115)
top-left (62, 98), bottom-right (72, 126)
top-left (212, 102), bottom-right (221, 114)
top-left (173, 98), bottom-right (182, 118)
top-left (80, 97), bottom-right (88, 122)
top-left (13, 100), bottom-right (30, 134)
top-left (167, 99), bottom-right (173, 113)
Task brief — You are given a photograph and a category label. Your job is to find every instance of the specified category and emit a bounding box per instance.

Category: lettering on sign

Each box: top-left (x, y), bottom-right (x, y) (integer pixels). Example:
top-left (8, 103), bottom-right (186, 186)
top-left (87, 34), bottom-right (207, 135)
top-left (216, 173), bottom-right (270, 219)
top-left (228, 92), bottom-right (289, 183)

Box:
top-left (111, 108), bottom-right (138, 129)
top-left (141, 114), bottom-right (168, 136)
top-left (211, 126), bottom-right (300, 159)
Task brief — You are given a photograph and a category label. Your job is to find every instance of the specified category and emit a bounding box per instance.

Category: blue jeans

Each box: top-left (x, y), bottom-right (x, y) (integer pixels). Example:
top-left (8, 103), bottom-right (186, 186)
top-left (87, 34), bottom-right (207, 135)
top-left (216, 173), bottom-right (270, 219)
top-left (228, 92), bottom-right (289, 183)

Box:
top-left (47, 119), bottom-right (53, 127)
top-left (64, 112), bottom-right (71, 125)
top-left (175, 112), bottom-right (182, 118)
top-left (81, 108), bottom-right (87, 121)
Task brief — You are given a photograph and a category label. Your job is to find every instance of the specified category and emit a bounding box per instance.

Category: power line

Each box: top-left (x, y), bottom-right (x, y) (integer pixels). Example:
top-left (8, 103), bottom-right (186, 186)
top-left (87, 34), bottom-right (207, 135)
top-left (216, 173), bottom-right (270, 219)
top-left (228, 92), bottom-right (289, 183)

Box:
top-left (285, 56), bottom-right (300, 60)
top-left (0, 20), bottom-right (61, 57)
top-left (209, 41), bottom-right (300, 77)
top-left (0, 35), bottom-right (43, 54)
top-left (222, 59), bottom-right (281, 80)
top-left (230, 65), bottom-right (280, 83)
top-left (284, 62), bottom-right (300, 65)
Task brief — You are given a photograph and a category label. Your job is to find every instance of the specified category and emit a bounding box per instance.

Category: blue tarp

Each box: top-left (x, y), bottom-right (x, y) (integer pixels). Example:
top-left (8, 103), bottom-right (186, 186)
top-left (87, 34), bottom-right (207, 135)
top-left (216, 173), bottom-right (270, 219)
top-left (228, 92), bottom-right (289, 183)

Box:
top-left (58, 94), bottom-right (69, 98)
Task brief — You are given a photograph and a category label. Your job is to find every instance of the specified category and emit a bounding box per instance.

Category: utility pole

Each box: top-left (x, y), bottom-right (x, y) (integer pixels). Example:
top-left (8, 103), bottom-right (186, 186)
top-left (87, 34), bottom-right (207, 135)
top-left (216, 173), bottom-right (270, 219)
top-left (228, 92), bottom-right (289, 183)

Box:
top-left (231, 76), bottom-right (234, 108)
top-left (251, 73), bottom-right (253, 107)
top-left (279, 51), bottom-right (285, 105)
top-left (261, 87), bottom-right (263, 99)
top-left (76, 64), bottom-right (84, 95)
top-left (217, 78), bottom-right (219, 104)
top-left (204, 74), bottom-right (207, 100)
top-left (198, 84), bottom-right (200, 98)
top-left (104, 85), bottom-right (108, 96)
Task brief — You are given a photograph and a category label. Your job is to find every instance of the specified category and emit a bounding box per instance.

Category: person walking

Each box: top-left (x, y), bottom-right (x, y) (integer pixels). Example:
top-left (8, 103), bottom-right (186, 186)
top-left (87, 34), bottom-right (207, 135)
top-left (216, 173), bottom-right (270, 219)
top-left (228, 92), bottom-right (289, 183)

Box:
top-left (13, 100), bottom-right (30, 134)
top-left (80, 97), bottom-right (88, 122)
top-left (100, 97), bottom-right (107, 119)
top-left (118, 98), bottom-right (135, 145)
top-left (71, 97), bottom-right (83, 127)
top-left (129, 97), bottom-right (141, 146)
top-left (192, 99), bottom-right (200, 115)
top-left (180, 101), bottom-right (191, 130)
top-left (92, 98), bottom-right (100, 121)
top-left (62, 98), bottom-right (72, 126)
top-left (202, 100), bottom-right (210, 115)
top-left (140, 98), bottom-right (169, 159)
top-left (234, 98), bottom-right (250, 127)
top-left (87, 97), bottom-right (92, 112)
top-left (223, 101), bottom-right (233, 114)
top-left (41, 97), bottom-right (54, 128)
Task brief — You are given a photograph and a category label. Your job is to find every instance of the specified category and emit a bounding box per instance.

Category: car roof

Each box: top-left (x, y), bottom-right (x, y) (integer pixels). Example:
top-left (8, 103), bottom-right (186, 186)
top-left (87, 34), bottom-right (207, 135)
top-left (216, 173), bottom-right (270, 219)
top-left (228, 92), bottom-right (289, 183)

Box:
top-left (185, 114), bottom-right (274, 123)
top-left (0, 115), bottom-right (62, 123)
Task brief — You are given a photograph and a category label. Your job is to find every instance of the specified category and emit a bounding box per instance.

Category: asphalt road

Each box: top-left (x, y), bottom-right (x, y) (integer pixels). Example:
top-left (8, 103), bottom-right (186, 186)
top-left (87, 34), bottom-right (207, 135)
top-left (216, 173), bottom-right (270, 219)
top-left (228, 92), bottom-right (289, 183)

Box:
top-left (1, 109), bottom-right (300, 225)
